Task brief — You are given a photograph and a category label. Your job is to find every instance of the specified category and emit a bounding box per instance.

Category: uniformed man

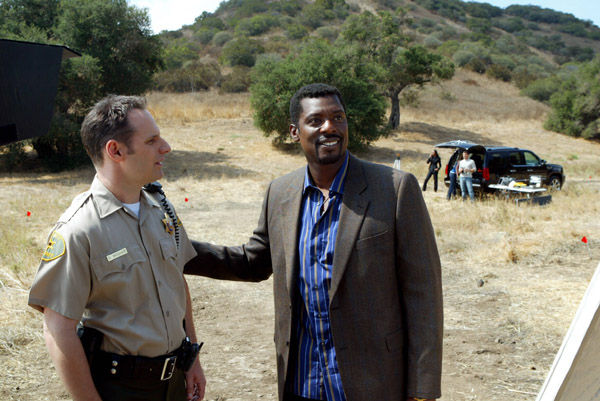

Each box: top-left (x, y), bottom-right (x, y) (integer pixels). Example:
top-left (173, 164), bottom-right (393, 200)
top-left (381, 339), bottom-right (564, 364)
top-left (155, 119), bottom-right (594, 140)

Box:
top-left (28, 95), bottom-right (206, 401)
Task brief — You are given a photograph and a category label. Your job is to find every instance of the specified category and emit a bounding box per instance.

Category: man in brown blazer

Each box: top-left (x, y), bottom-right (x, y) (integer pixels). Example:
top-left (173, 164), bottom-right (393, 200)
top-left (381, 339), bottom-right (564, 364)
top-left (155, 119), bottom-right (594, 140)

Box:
top-left (184, 83), bottom-right (442, 401)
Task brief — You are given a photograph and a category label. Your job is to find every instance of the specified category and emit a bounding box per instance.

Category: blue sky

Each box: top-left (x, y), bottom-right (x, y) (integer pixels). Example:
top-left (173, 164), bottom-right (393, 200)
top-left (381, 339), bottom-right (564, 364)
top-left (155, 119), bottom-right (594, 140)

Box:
top-left (129, 0), bottom-right (599, 34)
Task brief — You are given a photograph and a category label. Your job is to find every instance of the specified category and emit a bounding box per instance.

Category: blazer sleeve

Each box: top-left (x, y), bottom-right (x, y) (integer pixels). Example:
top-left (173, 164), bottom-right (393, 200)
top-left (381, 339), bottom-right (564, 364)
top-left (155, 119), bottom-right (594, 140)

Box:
top-left (395, 173), bottom-right (443, 398)
top-left (183, 183), bottom-right (273, 282)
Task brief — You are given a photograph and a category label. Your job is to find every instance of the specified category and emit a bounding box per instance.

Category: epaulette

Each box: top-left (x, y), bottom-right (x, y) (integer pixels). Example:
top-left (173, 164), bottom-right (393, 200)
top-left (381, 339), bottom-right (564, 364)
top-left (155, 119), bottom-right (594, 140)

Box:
top-left (56, 190), bottom-right (93, 224)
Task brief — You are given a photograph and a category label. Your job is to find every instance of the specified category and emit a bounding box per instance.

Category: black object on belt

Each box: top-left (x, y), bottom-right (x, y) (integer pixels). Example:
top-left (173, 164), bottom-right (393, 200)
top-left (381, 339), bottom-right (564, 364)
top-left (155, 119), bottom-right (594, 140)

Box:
top-left (94, 350), bottom-right (180, 381)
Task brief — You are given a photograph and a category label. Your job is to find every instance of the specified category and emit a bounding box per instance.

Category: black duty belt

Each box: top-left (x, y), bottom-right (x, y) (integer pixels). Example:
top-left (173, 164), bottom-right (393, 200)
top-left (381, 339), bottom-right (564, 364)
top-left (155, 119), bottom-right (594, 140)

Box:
top-left (93, 349), bottom-right (180, 381)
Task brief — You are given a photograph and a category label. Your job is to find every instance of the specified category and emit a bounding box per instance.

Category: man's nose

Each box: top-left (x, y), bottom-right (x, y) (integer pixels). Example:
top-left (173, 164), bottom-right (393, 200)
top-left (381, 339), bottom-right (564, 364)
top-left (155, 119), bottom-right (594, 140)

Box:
top-left (160, 139), bottom-right (171, 154)
top-left (321, 118), bottom-right (336, 132)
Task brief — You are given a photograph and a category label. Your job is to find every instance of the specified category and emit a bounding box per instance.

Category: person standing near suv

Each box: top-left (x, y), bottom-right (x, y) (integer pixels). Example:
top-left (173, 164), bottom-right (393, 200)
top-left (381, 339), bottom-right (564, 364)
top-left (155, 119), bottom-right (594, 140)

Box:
top-left (422, 150), bottom-right (441, 192)
top-left (458, 151), bottom-right (476, 202)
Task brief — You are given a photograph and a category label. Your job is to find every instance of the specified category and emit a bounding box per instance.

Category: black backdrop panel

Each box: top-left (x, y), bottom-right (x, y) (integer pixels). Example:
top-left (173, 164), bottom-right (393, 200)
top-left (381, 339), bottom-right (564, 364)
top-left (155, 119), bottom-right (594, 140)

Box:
top-left (0, 40), bottom-right (65, 146)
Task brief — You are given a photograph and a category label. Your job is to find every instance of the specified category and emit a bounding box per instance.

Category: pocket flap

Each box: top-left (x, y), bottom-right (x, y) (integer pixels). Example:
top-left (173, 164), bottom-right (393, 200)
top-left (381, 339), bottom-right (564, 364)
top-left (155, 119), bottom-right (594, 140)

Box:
top-left (91, 245), bottom-right (145, 281)
top-left (160, 237), bottom-right (177, 260)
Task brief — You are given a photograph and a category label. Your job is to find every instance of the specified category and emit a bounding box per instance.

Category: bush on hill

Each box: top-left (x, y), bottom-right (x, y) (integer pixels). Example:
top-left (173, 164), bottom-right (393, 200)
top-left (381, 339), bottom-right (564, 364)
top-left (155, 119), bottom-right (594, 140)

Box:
top-left (250, 39), bottom-right (388, 150)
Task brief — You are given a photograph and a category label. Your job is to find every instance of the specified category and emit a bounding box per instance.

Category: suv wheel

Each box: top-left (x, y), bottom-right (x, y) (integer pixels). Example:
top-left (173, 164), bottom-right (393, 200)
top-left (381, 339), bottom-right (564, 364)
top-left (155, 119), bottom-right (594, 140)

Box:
top-left (548, 176), bottom-right (562, 191)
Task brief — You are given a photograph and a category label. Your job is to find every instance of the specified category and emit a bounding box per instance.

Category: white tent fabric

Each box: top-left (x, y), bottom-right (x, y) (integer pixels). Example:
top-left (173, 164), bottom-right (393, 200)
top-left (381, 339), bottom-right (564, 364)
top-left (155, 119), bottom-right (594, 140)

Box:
top-left (536, 261), bottom-right (600, 401)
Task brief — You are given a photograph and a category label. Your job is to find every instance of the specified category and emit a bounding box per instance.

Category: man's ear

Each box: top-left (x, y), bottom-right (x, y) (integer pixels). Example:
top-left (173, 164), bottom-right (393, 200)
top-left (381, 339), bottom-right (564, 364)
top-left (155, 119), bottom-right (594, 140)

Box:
top-left (289, 124), bottom-right (300, 143)
top-left (105, 139), bottom-right (125, 163)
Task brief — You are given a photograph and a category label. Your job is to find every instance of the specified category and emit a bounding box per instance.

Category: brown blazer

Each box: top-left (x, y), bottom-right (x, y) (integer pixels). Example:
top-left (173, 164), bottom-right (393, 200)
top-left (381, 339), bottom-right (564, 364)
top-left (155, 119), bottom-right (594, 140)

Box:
top-left (184, 154), bottom-right (443, 400)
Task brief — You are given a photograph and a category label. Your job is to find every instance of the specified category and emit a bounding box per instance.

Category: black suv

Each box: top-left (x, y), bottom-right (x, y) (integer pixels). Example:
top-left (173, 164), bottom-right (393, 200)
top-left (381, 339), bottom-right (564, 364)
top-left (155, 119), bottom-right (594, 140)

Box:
top-left (436, 140), bottom-right (565, 192)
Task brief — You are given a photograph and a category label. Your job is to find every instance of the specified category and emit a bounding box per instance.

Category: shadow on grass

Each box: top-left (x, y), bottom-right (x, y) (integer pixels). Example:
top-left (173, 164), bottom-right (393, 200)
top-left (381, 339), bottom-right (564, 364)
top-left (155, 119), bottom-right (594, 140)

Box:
top-left (399, 122), bottom-right (503, 147)
top-left (164, 149), bottom-right (255, 181)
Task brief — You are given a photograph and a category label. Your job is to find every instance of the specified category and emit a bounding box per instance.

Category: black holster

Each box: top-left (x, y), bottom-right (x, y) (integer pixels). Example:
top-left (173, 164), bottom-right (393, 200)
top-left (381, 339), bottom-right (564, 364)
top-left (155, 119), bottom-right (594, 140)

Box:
top-left (178, 337), bottom-right (202, 372)
top-left (77, 325), bottom-right (104, 367)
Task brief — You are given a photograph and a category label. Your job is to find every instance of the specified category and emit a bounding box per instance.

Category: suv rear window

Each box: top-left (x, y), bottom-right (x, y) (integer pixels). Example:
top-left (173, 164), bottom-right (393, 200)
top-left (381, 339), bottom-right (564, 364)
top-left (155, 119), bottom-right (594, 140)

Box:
top-left (488, 153), bottom-right (505, 169)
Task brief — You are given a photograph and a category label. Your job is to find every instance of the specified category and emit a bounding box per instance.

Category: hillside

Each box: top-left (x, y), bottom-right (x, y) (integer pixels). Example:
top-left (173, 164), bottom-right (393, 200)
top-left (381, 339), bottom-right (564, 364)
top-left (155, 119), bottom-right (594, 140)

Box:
top-left (155, 0), bottom-right (600, 94)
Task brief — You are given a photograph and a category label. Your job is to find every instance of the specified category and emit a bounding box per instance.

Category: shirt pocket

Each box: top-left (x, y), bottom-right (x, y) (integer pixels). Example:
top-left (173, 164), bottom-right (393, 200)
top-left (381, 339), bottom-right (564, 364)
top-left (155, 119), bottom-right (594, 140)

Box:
top-left (160, 238), bottom-right (183, 288)
top-left (91, 245), bottom-right (146, 281)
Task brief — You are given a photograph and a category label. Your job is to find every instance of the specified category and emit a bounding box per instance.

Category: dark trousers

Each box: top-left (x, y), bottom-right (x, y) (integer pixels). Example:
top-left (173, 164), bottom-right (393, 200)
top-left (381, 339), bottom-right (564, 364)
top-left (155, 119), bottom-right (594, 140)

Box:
top-left (423, 169), bottom-right (438, 191)
top-left (447, 172), bottom-right (457, 200)
top-left (92, 359), bottom-right (186, 401)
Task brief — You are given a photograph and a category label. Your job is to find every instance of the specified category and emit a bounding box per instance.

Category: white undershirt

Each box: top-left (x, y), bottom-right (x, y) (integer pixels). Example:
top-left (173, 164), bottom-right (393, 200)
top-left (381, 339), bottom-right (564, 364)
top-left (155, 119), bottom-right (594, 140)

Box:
top-left (122, 202), bottom-right (140, 217)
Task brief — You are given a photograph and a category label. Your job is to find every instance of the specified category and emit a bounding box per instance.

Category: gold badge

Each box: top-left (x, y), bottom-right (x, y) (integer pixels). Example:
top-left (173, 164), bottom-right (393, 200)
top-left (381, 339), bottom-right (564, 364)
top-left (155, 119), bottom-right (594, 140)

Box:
top-left (41, 231), bottom-right (66, 261)
top-left (162, 213), bottom-right (175, 235)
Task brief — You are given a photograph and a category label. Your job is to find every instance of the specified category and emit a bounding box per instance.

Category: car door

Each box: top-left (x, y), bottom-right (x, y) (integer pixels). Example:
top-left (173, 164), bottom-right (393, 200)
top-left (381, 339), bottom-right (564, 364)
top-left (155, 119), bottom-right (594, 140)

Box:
top-left (521, 150), bottom-right (548, 184)
top-left (506, 150), bottom-right (527, 183)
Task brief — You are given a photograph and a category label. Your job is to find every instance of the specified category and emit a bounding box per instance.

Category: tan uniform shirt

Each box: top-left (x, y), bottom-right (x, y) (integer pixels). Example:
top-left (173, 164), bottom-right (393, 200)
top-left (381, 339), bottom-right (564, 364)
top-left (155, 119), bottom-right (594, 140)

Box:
top-left (28, 176), bottom-right (197, 357)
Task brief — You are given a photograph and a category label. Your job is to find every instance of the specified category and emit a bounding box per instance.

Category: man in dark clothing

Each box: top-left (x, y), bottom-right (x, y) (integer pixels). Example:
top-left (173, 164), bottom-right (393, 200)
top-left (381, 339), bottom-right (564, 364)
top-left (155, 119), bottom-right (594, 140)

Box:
top-left (423, 150), bottom-right (441, 192)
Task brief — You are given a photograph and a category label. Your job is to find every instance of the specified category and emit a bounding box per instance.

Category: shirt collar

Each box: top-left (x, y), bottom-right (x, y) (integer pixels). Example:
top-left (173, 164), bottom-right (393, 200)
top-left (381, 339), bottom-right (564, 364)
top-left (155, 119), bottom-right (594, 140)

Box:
top-left (90, 175), bottom-right (161, 219)
top-left (302, 151), bottom-right (349, 196)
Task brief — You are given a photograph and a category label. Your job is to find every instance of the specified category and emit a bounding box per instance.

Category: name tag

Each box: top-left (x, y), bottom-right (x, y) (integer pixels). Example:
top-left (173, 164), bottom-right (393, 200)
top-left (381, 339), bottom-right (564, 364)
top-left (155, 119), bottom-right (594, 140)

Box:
top-left (106, 248), bottom-right (128, 262)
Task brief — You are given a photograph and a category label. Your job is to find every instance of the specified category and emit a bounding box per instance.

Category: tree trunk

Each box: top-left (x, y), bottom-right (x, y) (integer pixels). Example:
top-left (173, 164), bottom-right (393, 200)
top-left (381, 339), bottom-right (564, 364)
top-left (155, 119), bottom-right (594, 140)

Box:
top-left (388, 90), bottom-right (401, 129)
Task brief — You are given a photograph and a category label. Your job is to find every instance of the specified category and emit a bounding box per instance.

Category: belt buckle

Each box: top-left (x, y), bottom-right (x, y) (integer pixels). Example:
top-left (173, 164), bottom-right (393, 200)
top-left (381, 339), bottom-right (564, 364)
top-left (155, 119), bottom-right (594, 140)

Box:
top-left (160, 355), bottom-right (177, 381)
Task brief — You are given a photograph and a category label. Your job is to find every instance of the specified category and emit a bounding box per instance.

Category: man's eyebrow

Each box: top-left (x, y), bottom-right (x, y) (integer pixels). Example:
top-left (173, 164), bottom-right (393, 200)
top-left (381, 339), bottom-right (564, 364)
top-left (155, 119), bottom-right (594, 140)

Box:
top-left (304, 109), bottom-right (345, 119)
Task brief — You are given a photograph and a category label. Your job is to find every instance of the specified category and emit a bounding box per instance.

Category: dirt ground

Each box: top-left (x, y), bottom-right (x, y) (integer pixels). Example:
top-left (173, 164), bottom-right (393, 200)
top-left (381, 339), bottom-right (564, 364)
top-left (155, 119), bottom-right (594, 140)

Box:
top-left (2, 77), bottom-right (600, 400)
top-left (161, 118), bottom-right (600, 401)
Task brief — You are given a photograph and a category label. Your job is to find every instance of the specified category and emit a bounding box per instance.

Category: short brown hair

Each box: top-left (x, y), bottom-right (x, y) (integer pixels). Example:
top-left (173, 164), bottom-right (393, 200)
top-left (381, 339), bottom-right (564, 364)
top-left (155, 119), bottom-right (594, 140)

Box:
top-left (80, 95), bottom-right (147, 166)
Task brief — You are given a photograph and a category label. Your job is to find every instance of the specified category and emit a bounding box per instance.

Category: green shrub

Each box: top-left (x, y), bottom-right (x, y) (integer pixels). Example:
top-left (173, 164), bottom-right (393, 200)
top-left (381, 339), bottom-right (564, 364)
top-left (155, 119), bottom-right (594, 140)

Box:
top-left (264, 36), bottom-right (292, 53)
top-left (286, 23), bottom-right (309, 40)
top-left (436, 40), bottom-right (460, 57)
top-left (512, 68), bottom-right (537, 89)
top-left (250, 39), bottom-right (388, 150)
top-left (222, 37), bottom-right (264, 67)
top-left (486, 64), bottom-right (511, 81)
top-left (316, 26), bottom-right (338, 42)
top-left (522, 77), bottom-right (562, 102)
top-left (0, 141), bottom-right (27, 172)
top-left (453, 50), bottom-right (475, 67)
top-left (424, 35), bottom-right (443, 49)
top-left (163, 42), bottom-right (199, 70)
top-left (439, 26), bottom-right (458, 40)
top-left (194, 28), bottom-right (216, 45)
top-left (235, 14), bottom-right (279, 36)
top-left (467, 18), bottom-right (491, 34)
top-left (490, 54), bottom-right (516, 70)
top-left (32, 114), bottom-right (89, 171)
top-left (153, 62), bottom-right (221, 92)
top-left (213, 31), bottom-right (233, 46)
top-left (464, 58), bottom-right (487, 73)
top-left (220, 66), bottom-right (252, 93)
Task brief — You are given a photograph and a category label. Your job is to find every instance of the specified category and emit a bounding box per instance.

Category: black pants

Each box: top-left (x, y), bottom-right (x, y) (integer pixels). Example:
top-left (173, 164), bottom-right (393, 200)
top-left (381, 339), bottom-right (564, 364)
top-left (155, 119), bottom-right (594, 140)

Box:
top-left (92, 359), bottom-right (186, 401)
top-left (423, 169), bottom-right (438, 191)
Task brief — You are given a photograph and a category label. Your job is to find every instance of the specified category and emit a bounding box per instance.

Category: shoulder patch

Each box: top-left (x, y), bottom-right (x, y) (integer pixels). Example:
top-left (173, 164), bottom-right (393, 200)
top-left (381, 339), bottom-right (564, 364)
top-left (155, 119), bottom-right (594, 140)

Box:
top-left (42, 231), bottom-right (66, 262)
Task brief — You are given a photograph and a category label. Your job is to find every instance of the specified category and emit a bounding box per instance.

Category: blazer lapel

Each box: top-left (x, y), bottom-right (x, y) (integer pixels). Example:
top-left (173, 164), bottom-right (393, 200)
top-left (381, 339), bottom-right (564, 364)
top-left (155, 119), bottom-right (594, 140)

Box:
top-left (280, 170), bottom-right (304, 297)
top-left (330, 155), bottom-right (369, 298)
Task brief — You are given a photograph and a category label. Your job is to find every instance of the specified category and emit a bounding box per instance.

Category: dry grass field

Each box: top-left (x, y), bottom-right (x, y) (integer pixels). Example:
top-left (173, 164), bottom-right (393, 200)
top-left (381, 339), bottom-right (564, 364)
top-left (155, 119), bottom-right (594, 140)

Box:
top-left (1, 69), bottom-right (600, 401)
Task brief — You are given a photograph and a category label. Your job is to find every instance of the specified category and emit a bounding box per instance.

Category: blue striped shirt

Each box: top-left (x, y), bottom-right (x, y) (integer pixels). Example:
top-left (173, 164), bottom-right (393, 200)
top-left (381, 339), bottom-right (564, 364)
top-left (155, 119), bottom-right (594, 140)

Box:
top-left (290, 152), bottom-right (349, 401)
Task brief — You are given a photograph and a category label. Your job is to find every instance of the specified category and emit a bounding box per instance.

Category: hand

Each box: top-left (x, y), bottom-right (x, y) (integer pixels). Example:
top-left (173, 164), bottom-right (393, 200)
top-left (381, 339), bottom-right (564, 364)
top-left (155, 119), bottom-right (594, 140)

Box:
top-left (185, 358), bottom-right (206, 401)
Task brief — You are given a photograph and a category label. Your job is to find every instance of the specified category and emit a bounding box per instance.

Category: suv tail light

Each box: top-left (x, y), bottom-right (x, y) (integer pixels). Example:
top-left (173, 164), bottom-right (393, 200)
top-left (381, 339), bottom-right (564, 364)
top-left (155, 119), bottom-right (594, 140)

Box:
top-left (483, 167), bottom-right (490, 181)
top-left (445, 164), bottom-right (448, 175)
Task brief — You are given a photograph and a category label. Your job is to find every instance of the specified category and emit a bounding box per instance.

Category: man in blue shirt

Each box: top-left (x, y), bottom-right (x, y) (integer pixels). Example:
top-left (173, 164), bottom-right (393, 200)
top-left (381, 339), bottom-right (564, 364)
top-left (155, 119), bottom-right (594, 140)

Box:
top-left (185, 83), bottom-right (443, 401)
